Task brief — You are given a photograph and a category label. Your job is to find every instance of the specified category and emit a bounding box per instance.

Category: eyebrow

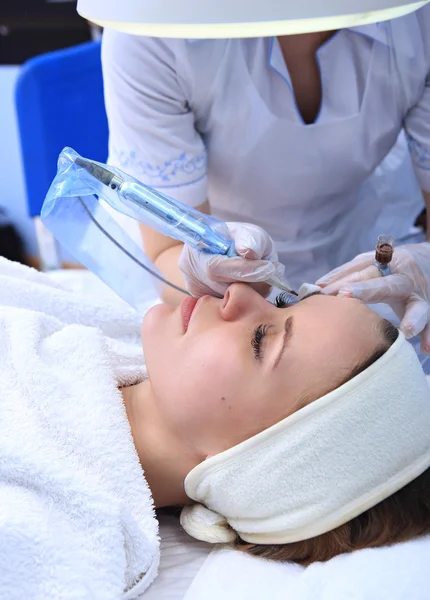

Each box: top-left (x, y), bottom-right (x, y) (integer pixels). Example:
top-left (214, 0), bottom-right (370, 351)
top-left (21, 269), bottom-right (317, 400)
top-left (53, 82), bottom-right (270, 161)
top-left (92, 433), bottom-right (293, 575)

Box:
top-left (301, 290), bottom-right (322, 300)
top-left (273, 316), bottom-right (294, 369)
top-left (270, 290), bottom-right (319, 369)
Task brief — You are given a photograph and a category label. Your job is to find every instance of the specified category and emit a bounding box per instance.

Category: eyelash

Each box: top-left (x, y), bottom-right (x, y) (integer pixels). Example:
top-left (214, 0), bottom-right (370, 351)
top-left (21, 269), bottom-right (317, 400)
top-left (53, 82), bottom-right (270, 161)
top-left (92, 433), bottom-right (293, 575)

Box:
top-left (251, 324), bottom-right (272, 360)
top-left (251, 294), bottom-right (295, 360)
top-left (275, 292), bottom-right (297, 308)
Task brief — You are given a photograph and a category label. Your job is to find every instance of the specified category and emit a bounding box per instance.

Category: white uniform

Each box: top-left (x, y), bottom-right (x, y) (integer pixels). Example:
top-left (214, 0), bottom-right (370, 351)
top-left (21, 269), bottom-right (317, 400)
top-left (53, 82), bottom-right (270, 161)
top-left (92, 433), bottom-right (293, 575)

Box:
top-left (102, 6), bottom-right (430, 287)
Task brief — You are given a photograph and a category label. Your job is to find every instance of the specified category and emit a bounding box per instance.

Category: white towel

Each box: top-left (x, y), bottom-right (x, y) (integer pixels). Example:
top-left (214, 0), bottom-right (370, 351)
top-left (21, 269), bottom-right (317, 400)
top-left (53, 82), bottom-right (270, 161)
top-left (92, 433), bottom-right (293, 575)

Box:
top-left (0, 258), bottom-right (160, 599)
top-left (185, 535), bottom-right (430, 600)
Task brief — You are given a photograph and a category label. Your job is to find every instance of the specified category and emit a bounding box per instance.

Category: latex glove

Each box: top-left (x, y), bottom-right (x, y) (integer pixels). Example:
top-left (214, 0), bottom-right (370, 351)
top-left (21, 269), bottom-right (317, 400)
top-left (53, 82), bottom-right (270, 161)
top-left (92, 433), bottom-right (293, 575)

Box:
top-left (316, 243), bottom-right (430, 353)
top-left (179, 222), bottom-right (286, 298)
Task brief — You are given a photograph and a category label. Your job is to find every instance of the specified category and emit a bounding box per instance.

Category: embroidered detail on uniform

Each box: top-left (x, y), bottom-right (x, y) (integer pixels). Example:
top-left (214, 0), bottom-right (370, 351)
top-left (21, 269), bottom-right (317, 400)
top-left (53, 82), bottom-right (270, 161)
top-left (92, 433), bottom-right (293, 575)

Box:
top-left (407, 135), bottom-right (430, 171)
top-left (112, 149), bottom-right (207, 183)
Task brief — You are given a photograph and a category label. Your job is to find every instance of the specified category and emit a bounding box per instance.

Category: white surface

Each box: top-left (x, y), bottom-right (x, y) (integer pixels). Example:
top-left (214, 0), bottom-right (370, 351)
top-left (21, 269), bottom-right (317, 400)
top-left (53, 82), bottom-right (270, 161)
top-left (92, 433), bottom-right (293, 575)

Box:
top-left (77, 0), bottom-right (428, 36)
top-left (143, 515), bottom-right (211, 600)
top-left (102, 9), bottom-right (429, 290)
top-left (185, 535), bottom-right (430, 600)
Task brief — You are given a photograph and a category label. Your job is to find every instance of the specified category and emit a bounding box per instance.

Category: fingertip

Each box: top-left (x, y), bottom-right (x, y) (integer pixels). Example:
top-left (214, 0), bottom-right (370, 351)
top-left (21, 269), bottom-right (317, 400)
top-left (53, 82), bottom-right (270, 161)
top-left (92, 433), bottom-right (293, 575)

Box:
top-left (401, 303), bottom-right (429, 342)
top-left (242, 248), bottom-right (257, 260)
top-left (421, 343), bottom-right (430, 356)
top-left (318, 283), bottom-right (339, 296)
top-left (400, 322), bottom-right (417, 340)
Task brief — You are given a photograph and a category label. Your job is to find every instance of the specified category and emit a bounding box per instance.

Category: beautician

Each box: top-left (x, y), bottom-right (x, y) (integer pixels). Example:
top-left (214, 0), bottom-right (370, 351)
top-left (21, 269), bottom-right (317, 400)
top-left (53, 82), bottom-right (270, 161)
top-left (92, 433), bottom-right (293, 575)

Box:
top-left (79, 0), bottom-right (430, 350)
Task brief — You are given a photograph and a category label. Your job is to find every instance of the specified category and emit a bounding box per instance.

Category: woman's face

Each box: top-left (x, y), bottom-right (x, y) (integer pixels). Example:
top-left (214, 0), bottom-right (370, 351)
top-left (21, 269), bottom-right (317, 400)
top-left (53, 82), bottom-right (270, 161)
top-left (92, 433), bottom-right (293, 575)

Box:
top-left (142, 284), bottom-right (383, 458)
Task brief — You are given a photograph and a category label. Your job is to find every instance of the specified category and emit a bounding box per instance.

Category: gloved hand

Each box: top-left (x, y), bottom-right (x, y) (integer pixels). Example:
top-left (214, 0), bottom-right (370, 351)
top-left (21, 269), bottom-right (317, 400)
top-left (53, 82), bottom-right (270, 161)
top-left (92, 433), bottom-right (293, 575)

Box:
top-left (179, 222), bottom-right (286, 299)
top-left (316, 243), bottom-right (430, 353)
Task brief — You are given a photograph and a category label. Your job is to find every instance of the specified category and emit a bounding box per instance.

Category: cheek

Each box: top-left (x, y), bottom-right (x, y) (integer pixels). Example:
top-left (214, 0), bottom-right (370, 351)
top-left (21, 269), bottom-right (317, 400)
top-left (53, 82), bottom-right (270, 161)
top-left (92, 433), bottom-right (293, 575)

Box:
top-left (176, 341), bottom-right (242, 405)
top-left (141, 303), bottom-right (176, 365)
top-left (142, 322), bottom-right (267, 452)
top-left (141, 303), bottom-right (174, 341)
top-left (156, 337), bottom-right (248, 442)
top-left (174, 344), bottom-right (265, 451)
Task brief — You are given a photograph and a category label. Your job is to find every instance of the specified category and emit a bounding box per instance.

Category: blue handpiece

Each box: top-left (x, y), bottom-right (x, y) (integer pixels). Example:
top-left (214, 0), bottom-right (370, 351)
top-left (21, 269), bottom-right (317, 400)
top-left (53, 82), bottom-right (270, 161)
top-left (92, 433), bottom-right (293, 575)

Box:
top-left (112, 182), bottom-right (237, 257)
top-left (74, 156), bottom-right (295, 294)
top-left (75, 156), bottom-right (236, 257)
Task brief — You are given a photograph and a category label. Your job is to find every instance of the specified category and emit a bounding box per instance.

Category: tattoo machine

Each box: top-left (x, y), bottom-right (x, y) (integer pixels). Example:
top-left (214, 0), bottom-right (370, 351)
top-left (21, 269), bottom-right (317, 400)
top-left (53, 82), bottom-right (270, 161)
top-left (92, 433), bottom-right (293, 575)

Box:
top-left (41, 148), bottom-right (294, 313)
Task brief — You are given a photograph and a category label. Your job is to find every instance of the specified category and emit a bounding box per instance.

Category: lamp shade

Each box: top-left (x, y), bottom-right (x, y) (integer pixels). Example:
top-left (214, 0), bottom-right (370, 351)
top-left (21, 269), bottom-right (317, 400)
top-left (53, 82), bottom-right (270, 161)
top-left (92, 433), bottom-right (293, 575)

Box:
top-left (77, 0), bottom-right (429, 37)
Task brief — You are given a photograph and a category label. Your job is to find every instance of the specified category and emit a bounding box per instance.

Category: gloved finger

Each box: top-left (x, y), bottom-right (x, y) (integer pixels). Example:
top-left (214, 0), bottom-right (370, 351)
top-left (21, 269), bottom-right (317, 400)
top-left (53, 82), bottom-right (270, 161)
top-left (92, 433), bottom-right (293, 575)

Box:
top-left (316, 252), bottom-right (375, 287)
top-left (179, 246), bottom-right (282, 298)
top-left (420, 320), bottom-right (430, 355)
top-left (187, 278), bottom-right (271, 300)
top-left (248, 282), bottom-right (272, 298)
top-left (322, 264), bottom-right (381, 296)
top-left (388, 299), bottom-right (406, 325)
top-left (183, 272), bottom-right (228, 299)
top-left (334, 273), bottom-right (414, 304)
top-left (207, 255), bottom-right (284, 284)
top-left (400, 298), bottom-right (429, 339)
top-left (227, 223), bottom-right (276, 261)
top-left (179, 247), bottom-right (229, 298)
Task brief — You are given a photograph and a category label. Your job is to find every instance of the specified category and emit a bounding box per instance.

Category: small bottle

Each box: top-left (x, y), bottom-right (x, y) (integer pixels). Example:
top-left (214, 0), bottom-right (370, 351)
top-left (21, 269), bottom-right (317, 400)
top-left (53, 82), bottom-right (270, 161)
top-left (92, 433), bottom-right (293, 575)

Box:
top-left (375, 235), bottom-right (394, 266)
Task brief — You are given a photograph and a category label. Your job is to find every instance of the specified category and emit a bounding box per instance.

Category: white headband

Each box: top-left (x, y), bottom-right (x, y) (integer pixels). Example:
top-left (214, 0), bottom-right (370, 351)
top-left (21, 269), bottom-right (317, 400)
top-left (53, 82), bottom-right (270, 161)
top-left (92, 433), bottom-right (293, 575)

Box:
top-left (181, 332), bottom-right (430, 545)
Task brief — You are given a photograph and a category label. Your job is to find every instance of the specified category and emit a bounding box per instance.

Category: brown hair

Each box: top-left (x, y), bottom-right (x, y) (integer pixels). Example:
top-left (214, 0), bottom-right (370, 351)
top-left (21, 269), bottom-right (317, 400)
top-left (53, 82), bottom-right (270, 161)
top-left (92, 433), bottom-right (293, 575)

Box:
top-left (235, 319), bottom-right (430, 565)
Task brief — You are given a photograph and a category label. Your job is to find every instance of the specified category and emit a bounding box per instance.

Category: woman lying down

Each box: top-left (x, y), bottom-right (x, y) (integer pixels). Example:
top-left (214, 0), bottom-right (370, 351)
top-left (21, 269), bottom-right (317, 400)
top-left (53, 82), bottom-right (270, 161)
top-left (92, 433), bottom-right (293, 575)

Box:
top-left (1, 257), bottom-right (430, 600)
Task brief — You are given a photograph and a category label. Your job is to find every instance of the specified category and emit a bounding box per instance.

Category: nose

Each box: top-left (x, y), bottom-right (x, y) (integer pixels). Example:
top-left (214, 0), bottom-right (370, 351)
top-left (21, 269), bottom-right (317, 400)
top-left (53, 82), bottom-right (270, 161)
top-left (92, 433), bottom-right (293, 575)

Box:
top-left (221, 283), bottom-right (265, 321)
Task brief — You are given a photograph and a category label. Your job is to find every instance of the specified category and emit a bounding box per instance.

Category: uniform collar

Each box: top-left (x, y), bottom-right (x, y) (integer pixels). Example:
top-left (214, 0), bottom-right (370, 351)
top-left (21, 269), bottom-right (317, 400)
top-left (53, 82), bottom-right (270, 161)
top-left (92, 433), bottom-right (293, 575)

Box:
top-left (268, 21), bottom-right (390, 86)
top-left (349, 22), bottom-right (391, 46)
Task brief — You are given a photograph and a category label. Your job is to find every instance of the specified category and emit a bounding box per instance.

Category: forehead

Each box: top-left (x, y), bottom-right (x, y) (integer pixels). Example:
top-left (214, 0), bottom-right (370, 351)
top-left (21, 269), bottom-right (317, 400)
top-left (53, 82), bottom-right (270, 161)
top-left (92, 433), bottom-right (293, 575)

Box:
top-left (291, 294), bottom-right (381, 357)
top-left (299, 293), bottom-right (374, 319)
top-left (272, 295), bottom-right (382, 403)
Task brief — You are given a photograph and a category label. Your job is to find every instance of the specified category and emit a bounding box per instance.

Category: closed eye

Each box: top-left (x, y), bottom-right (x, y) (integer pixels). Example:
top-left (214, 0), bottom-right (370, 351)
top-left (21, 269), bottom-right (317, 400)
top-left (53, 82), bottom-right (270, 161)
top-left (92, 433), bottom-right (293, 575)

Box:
top-left (251, 324), bottom-right (272, 361)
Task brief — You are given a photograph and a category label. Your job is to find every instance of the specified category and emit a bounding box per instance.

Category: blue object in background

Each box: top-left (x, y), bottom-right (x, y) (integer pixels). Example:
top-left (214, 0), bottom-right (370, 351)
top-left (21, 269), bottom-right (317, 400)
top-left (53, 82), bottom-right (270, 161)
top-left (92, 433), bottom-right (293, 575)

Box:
top-left (14, 40), bottom-right (108, 268)
top-left (15, 40), bottom-right (108, 218)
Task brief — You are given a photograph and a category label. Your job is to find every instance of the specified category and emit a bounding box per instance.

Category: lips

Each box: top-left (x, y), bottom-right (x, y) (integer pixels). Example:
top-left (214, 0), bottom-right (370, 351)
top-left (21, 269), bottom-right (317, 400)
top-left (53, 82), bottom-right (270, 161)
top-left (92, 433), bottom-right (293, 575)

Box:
top-left (181, 296), bottom-right (198, 333)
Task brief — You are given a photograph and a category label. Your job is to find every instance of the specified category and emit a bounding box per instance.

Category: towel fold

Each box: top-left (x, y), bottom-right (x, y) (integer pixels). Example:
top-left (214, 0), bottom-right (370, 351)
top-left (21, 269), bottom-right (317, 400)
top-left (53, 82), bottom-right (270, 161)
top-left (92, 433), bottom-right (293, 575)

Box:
top-left (0, 259), bottom-right (160, 599)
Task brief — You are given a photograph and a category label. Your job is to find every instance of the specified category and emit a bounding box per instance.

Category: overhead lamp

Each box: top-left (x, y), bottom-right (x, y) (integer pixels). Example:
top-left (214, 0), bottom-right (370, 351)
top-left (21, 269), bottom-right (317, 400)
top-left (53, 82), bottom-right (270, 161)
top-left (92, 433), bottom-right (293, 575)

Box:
top-left (77, 0), bottom-right (429, 38)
